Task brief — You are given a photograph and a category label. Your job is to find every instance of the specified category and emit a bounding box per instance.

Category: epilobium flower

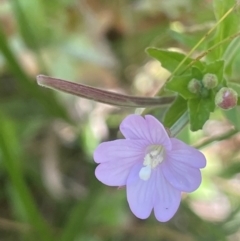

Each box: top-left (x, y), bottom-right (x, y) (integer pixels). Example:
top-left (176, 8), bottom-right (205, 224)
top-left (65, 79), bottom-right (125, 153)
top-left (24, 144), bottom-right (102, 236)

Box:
top-left (94, 114), bottom-right (206, 222)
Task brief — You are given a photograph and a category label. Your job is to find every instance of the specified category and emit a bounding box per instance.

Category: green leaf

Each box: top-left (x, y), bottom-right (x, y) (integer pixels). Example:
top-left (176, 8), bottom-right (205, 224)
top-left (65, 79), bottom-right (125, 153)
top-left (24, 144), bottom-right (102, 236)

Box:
top-left (169, 30), bottom-right (204, 50)
top-left (192, 67), bottom-right (203, 80)
top-left (224, 37), bottom-right (240, 76)
top-left (60, 171), bottom-right (102, 241)
top-left (11, 0), bottom-right (51, 48)
top-left (164, 95), bottom-right (188, 128)
top-left (0, 111), bottom-right (54, 241)
top-left (228, 82), bottom-right (240, 96)
top-left (204, 60), bottom-right (225, 84)
top-left (223, 106), bottom-right (240, 130)
top-left (146, 48), bottom-right (203, 74)
top-left (188, 97), bottom-right (215, 131)
top-left (165, 75), bottom-right (197, 99)
top-left (0, 25), bottom-right (69, 121)
top-left (218, 161), bottom-right (240, 179)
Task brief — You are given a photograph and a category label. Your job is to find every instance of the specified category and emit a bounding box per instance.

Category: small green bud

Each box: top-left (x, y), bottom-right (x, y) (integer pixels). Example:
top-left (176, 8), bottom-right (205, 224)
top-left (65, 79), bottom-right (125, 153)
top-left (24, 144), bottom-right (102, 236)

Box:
top-left (202, 73), bottom-right (218, 89)
top-left (215, 87), bottom-right (238, 110)
top-left (188, 78), bottom-right (202, 94)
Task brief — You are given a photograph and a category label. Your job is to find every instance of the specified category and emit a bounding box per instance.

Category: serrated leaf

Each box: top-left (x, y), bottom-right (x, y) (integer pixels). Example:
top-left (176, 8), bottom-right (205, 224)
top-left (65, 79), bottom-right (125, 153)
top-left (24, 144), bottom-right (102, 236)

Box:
top-left (165, 75), bottom-right (197, 99)
top-left (163, 95), bottom-right (188, 128)
top-left (188, 97), bottom-right (215, 131)
top-left (204, 60), bottom-right (225, 83)
top-left (146, 48), bottom-right (203, 74)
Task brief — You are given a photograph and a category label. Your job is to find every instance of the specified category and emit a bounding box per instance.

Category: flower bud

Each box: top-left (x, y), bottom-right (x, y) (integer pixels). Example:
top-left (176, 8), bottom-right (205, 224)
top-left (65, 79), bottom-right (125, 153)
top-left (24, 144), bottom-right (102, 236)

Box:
top-left (188, 78), bottom-right (202, 94)
top-left (215, 87), bottom-right (238, 110)
top-left (202, 73), bottom-right (218, 89)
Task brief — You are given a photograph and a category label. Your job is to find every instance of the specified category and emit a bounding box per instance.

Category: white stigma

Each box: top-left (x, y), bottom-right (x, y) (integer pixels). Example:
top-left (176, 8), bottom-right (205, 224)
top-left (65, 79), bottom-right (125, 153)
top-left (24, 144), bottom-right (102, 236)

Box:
top-left (139, 165), bottom-right (151, 181)
top-left (139, 145), bottom-right (165, 181)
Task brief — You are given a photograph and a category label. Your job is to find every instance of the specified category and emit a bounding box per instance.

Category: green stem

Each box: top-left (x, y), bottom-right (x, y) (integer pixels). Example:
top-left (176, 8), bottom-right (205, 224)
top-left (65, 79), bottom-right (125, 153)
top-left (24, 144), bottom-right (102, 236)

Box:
top-left (169, 3), bottom-right (237, 78)
top-left (169, 111), bottom-right (189, 137)
top-left (185, 31), bottom-right (240, 71)
top-left (193, 129), bottom-right (238, 149)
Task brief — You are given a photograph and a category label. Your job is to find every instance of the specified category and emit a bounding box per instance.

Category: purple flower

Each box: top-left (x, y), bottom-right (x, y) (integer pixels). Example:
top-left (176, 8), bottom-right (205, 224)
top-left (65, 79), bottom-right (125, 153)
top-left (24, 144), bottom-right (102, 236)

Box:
top-left (94, 114), bottom-right (206, 222)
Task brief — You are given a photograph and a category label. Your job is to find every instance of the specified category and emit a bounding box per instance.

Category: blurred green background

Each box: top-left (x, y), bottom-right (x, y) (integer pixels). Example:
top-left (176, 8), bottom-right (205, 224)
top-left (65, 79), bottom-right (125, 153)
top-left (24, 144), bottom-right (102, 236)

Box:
top-left (1, 0), bottom-right (240, 240)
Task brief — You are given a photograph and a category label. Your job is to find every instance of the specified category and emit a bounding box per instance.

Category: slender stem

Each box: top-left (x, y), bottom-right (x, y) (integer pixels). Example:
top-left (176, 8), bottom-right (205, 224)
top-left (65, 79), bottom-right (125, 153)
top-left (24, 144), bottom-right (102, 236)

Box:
top-left (184, 31), bottom-right (240, 71)
top-left (169, 111), bottom-right (189, 137)
top-left (193, 129), bottom-right (238, 149)
top-left (169, 3), bottom-right (237, 78)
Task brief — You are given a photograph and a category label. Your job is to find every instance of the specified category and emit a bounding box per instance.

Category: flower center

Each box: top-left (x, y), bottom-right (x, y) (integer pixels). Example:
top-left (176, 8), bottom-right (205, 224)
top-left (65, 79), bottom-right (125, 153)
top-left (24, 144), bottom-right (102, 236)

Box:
top-left (139, 145), bottom-right (165, 181)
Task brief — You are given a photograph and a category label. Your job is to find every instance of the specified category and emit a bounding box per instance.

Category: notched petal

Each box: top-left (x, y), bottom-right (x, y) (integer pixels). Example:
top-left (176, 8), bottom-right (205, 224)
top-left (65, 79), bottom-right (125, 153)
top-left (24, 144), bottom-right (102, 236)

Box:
top-left (94, 140), bottom-right (147, 186)
top-left (95, 161), bottom-right (132, 186)
top-left (119, 114), bottom-right (171, 149)
top-left (169, 138), bottom-right (206, 168)
top-left (145, 115), bottom-right (172, 149)
top-left (154, 169), bottom-right (181, 222)
top-left (120, 114), bottom-right (150, 140)
top-left (93, 139), bottom-right (147, 163)
top-left (126, 163), bottom-right (155, 219)
top-left (162, 159), bottom-right (202, 192)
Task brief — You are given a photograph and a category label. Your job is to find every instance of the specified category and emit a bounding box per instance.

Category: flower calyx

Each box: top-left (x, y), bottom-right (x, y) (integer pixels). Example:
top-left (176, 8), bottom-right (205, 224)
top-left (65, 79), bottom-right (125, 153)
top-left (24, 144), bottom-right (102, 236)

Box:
top-left (202, 73), bottom-right (218, 89)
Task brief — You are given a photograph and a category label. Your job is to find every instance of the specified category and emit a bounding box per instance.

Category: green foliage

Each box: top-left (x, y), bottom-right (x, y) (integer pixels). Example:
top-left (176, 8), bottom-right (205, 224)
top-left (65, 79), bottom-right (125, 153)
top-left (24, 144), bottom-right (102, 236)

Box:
top-left (166, 75), bottom-right (200, 99)
top-left (0, 0), bottom-right (240, 240)
top-left (208, 0), bottom-right (239, 61)
top-left (204, 60), bottom-right (225, 84)
top-left (163, 59), bottom-right (225, 130)
top-left (163, 95), bottom-right (187, 128)
top-left (0, 111), bottom-right (54, 241)
top-left (146, 48), bottom-right (204, 74)
top-left (188, 96), bottom-right (215, 131)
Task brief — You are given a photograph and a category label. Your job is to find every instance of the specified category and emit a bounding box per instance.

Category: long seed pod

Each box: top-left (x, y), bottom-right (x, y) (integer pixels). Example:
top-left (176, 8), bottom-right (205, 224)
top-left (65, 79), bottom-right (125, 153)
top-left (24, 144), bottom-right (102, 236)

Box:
top-left (37, 75), bottom-right (175, 108)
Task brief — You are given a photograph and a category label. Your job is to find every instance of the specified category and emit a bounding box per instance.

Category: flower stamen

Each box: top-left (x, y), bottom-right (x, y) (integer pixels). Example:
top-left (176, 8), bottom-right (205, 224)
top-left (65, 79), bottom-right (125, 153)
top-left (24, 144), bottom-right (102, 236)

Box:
top-left (139, 145), bottom-right (165, 181)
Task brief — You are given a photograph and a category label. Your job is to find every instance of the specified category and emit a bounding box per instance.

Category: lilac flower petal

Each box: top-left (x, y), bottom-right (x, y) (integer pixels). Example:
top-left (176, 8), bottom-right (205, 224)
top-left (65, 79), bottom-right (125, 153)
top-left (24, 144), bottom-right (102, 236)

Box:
top-left (154, 169), bottom-right (181, 222)
top-left (126, 163), bottom-right (155, 219)
top-left (94, 139), bottom-right (148, 164)
top-left (120, 114), bottom-right (152, 140)
top-left (94, 140), bottom-right (148, 186)
top-left (169, 138), bottom-right (206, 168)
top-left (120, 114), bottom-right (171, 149)
top-left (162, 158), bottom-right (202, 192)
top-left (145, 115), bottom-right (172, 149)
top-left (95, 161), bottom-right (133, 186)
